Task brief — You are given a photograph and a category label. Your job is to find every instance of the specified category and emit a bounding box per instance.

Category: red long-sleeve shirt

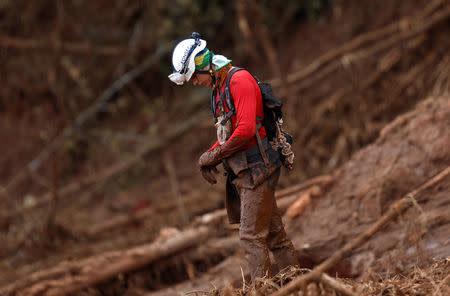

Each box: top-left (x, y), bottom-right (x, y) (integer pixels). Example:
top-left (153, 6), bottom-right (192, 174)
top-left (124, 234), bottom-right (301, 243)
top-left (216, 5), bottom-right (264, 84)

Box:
top-left (208, 69), bottom-right (266, 155)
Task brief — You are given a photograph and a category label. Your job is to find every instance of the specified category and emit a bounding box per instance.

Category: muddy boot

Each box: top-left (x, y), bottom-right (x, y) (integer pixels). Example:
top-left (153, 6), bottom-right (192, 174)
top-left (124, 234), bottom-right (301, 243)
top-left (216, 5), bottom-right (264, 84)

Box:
top-left (267, 197), bottom-right (299, 270)
top-left (240, 236), bottom-right (272, 281)
top-left (271, 238), bottom-right (299, 271)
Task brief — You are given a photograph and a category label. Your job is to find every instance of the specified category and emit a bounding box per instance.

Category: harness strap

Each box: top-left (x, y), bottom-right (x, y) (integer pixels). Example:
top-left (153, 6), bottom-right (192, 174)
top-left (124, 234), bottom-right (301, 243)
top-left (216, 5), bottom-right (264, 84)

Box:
top-left (221, 110), bottom-right (234, 125)
top-left (255, 122), bottom-right (270, 167)
top-left (246, 137), bottom-right (269, 157)
top-left (213, 67), bottom-right (244, 119)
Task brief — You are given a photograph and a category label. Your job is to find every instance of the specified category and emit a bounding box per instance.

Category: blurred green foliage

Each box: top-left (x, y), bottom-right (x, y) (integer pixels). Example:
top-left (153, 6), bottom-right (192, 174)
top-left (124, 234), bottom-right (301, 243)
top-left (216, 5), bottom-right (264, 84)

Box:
top-left (146, 0), bottom-right (332, 41)
top-left (141, 0), bottom-right (332, 77)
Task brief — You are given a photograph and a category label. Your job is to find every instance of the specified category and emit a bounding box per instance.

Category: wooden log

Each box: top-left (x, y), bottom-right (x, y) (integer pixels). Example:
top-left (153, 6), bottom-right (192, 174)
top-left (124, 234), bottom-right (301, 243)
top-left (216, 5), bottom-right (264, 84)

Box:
top-left (285, 186), bottom-right (321, 218)
top-left (1, 226), bottom-right (211, 296)
top-left (275, 174), bottom-right (335, 199)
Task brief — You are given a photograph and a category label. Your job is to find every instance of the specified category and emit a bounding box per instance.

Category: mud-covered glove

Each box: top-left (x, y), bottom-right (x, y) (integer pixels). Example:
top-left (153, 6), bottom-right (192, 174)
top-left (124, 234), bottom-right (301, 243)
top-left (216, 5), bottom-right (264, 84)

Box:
top-left (200, 166), bottom-right (219, 184)
top-left (198, 146), bottom-right (224, 167)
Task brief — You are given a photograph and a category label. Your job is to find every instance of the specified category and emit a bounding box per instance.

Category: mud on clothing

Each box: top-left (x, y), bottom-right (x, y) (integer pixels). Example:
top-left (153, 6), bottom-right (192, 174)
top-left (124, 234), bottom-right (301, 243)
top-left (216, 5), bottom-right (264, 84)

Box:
top-left (238, 168), bottom-right (299, 280)
top-left (211, 68), bottom-right (298, 280)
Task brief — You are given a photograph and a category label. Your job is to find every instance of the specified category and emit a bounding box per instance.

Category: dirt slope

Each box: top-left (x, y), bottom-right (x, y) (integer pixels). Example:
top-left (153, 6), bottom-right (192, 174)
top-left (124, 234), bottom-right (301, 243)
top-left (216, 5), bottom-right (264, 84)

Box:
top-left (287, 96), bottom-right (450, 277)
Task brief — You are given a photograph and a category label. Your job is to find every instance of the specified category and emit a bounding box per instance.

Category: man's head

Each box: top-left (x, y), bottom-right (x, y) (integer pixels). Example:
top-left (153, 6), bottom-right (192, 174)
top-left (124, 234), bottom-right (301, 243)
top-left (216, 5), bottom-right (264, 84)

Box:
top-left (169, 32), bottom-right (232, 88)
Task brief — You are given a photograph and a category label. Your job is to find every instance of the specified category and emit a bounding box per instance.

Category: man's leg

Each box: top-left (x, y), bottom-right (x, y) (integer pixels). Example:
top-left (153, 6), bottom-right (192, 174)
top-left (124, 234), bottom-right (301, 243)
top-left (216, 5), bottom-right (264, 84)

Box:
top-left (238, 180), bottom-right (275, 281)
top-left (263, 168), bottom-right (299, 270)
top-left (266, 198), bottom-right (299, 270)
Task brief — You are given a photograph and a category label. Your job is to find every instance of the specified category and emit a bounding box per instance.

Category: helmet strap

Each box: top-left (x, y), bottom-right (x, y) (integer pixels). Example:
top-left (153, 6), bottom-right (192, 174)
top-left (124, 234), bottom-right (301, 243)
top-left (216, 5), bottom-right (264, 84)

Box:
top-left (179, 34), bottom-right (201, 74)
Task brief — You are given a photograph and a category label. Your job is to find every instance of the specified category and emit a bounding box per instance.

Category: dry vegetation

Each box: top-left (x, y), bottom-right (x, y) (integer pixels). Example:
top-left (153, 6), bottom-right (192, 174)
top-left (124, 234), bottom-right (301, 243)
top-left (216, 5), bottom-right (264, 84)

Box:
top-left (204, 258), bottom-right (449, 296)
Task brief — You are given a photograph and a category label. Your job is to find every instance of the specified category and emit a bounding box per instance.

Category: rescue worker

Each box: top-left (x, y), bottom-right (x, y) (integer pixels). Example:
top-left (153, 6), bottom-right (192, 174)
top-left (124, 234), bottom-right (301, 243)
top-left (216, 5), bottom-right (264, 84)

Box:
top-left (168, 32), bottom-right (299, 281)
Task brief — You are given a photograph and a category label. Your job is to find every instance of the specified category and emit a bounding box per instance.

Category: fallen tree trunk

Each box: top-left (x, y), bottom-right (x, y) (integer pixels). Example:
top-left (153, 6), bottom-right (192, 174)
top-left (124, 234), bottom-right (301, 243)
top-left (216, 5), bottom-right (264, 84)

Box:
top-left (275, 174), bottom-right (336, 199)
top-left (1, 226), bottom-right (211, 296)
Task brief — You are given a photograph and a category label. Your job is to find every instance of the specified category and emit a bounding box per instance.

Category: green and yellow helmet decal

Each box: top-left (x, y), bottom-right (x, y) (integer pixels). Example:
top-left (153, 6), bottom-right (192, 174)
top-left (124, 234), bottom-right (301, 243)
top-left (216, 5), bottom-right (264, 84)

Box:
top-left (194, 48), bottom-right (212, 70)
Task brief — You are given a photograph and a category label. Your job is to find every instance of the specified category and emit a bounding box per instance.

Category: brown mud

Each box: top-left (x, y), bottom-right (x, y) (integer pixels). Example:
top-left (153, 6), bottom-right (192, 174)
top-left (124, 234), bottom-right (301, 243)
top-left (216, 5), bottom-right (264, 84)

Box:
top-left (0, 0), bottom-right (449, 295)
top-left (287, 96), bottom-right (450, 278)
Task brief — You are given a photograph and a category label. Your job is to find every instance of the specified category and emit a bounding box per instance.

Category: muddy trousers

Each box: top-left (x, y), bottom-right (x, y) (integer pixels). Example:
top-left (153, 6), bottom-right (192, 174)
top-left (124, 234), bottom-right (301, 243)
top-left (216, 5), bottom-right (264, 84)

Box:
top-left (238, 170), bottom-right (299, 281)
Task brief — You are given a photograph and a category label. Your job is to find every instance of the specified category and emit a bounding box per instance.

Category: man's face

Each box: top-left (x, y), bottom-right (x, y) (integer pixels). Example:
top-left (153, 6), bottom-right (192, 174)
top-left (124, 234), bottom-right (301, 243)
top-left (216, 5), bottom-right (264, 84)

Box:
top-left (191, 65), bottom-right (212, 87)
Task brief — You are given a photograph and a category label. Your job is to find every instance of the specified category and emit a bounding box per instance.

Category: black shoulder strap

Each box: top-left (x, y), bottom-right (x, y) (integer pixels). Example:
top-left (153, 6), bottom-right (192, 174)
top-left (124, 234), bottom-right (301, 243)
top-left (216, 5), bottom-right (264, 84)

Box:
top-left (222, 67), bottom-right (244, 119)
top-left (210, 89), bottom-right (217, 120)
top-left (211, 67), bottom-right (245, 123)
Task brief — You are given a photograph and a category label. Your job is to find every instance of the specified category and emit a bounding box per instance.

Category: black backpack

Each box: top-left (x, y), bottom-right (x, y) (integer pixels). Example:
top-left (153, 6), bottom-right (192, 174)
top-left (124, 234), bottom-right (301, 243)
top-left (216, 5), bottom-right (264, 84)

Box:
top-left (210, 67), bottom-right (291, 144)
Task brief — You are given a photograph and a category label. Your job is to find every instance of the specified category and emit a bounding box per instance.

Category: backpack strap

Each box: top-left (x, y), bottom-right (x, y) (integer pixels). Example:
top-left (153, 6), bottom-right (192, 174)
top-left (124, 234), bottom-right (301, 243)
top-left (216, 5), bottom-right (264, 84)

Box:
top-left (210, 68), bottom-right (243, 120)
top-left (220, 67), bottom-right (244, 124)
top-left (210, 89), bottom-right (218, 122)
top-left (255, 118), bottom-right (270, 167)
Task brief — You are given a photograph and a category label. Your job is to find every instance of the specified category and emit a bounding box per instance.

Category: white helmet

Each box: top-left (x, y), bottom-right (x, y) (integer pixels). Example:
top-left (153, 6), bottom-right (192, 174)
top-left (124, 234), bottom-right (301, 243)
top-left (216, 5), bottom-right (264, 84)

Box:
top-left (168, 32), bottom-right (207, 85)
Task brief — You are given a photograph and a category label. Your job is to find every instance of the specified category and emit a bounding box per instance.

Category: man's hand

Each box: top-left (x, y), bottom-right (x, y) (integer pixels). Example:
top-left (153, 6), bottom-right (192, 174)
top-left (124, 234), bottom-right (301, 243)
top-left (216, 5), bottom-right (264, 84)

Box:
top-left (200, 166), bottom-right (219, 184)
top-left (198, 146), bottom-right (223, 167)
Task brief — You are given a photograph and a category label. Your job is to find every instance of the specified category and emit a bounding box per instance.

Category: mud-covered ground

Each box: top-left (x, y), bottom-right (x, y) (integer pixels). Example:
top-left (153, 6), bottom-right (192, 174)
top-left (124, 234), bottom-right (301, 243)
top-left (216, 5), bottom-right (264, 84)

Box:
top-left (287, 97), bottom-right (450, 277)
top-left (0, 1), bottom-right (449, 295)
